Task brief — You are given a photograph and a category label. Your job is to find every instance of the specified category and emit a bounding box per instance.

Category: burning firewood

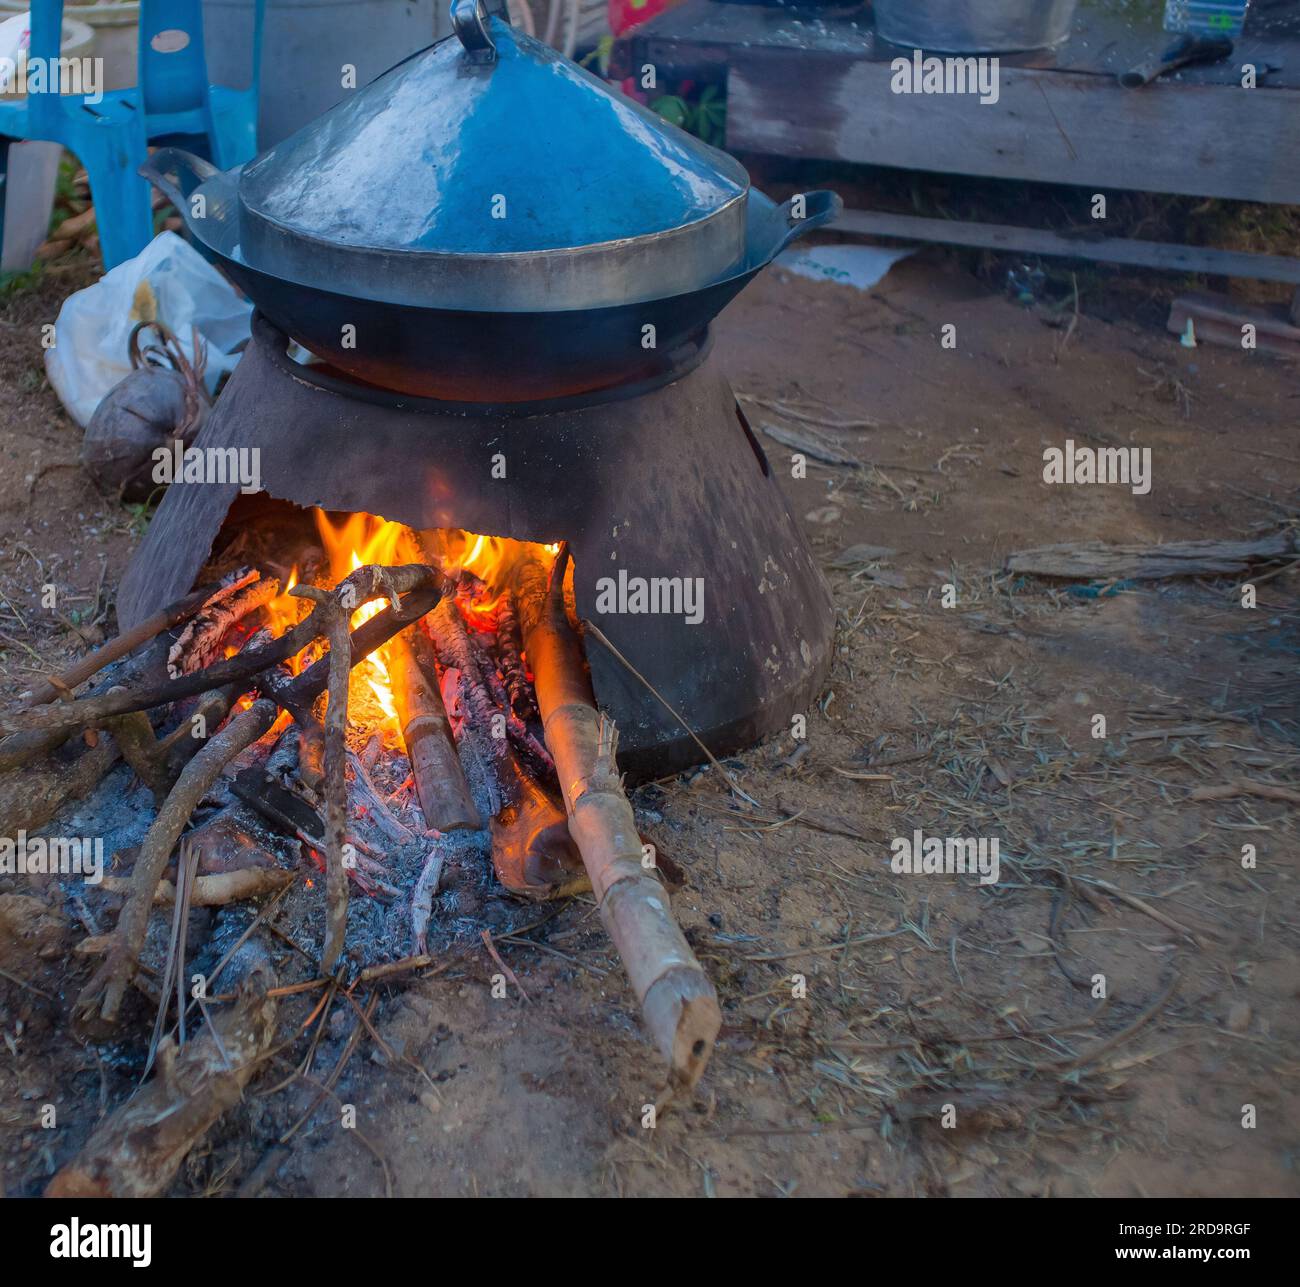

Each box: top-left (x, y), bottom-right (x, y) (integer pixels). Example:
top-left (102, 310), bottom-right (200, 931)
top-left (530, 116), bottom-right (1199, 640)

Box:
top-left (166, 571), bottom-right (281, 676)
top-left (489, 748), bottom-right (587, 900)
top-left (0, 563), bottom-right (449, 741)
top-left (47, 945), bottom-right (278, 1199)
top-left (64, 560), bottom-right (453, 1029)
top-left (515, 547), bottom-right (722, 1091)
top-left (387, 625), bottom-right (479, 832)
top-left (423, 581), bottom-right (581, 897)
top-left (23, 565), bottom-right (259, 711)
top-left (428, 598), bottom-right (509, 768)
top-left (347, 749), bottom-right (417, 846)
top-left (495, 592), bottom-right (538, 720)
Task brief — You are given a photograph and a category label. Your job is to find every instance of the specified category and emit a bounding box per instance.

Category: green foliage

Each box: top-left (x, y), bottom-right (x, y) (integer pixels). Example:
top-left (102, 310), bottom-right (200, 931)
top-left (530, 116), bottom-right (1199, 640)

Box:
top-left (0, 261), bottom-right (46, 300)
top-left (649, 82), bottom-right (727, 145)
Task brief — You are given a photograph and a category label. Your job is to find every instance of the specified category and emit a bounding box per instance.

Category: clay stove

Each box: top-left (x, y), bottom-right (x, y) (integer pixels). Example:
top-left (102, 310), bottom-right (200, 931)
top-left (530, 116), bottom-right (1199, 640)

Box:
top-left (118, 315), bottom-right (834, 780)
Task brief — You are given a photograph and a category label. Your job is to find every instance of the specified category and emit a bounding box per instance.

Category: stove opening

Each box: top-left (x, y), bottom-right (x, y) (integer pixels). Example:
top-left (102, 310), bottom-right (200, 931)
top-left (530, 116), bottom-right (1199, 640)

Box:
top-left (193, 500), bottom-right (584, 963)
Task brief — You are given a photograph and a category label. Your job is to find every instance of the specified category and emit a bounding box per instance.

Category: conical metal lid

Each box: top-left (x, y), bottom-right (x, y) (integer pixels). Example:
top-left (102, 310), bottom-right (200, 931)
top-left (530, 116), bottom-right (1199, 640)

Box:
top-left (236, 5), bottom-right (750, 302)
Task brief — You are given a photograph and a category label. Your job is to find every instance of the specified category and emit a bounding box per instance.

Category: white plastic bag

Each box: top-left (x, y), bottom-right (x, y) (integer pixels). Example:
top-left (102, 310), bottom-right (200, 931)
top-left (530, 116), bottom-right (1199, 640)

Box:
top-left (44, 231), bottom-right (252, 428)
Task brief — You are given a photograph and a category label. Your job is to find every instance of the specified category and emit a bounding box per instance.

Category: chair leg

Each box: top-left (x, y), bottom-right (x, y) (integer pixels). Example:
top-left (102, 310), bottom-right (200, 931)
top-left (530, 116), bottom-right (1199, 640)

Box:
top-left (80, 143), bottom-right (156, 270)
top-left (0, 137), bottom-right (10, 270)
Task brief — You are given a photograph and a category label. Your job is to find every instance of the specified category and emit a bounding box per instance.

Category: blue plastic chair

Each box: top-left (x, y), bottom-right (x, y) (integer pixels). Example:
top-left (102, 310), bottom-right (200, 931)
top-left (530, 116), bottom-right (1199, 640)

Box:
top-left (0, 0), bottom-right (264, 270)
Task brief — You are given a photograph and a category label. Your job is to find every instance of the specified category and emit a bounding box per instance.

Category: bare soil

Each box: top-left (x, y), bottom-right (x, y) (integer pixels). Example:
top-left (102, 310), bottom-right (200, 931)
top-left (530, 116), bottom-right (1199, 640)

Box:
top-left (1, 245), bottom-right (1297, 1198)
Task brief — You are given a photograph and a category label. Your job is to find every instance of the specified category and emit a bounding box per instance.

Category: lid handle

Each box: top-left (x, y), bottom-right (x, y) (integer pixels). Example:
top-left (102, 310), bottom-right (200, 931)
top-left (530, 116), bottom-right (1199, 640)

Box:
top-left (453, 0), bottom-right (498, 64)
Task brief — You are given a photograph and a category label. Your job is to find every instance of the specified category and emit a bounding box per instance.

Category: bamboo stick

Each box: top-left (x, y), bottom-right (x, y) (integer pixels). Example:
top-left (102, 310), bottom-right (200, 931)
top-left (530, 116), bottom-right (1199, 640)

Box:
top-left (517, 551), bottom-right (721, 1090)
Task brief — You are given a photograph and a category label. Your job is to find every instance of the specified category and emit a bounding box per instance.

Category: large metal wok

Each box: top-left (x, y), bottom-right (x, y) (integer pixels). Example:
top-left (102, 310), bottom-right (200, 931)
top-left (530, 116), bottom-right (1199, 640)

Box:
top-left (142, 146), bottom-right (838, 402)
top-left (140, 0), bottom-right (840, 402)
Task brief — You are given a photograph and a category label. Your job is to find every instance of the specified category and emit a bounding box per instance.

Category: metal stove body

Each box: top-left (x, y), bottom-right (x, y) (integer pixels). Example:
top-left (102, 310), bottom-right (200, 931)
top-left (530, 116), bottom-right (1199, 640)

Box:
top-left (119, 317), bottom-right (834, 778)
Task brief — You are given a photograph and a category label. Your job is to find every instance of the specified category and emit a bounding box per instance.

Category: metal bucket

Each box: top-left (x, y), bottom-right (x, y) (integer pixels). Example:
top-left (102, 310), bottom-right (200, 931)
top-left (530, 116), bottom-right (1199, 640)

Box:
top-left (873, 0), bottom-right (1080, 53)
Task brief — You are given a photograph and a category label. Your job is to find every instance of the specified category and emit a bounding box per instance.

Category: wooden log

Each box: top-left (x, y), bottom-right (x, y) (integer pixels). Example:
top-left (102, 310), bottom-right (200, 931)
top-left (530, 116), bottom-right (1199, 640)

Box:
top-left (0, 735), bottom-right (119, 839)
top-left (47, 945), bottom-right (278, 1198)
top-left (166, 574), bottom-right (281, 676)
top-left (23, 568), bottom-right (257, 708)
top-left (387, 626), bottom-right (480, 832)
top-left (489, 750), bottom-right (588, 900)
top-left (835, 210), bottom-right (1300, 289)
top-left (1005, 533), bottom-right (1295, 580)
top-left (100, 868), bottom-right (295, 905)
top-left (495, 593), bottom-right (537, 719)
top-left (1167, 291), bottom-right (1300, 361)
top-left (516, 550), bottom-right (721, 1090)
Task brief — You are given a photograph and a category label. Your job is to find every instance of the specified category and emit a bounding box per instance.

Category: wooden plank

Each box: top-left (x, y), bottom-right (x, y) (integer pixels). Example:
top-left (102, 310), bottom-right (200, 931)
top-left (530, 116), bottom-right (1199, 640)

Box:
top-left (833, 209), bottom-right (1300, 285)
top-left (626, 0), bottom-right (1300, 88)
top-left (726, 49), bottom-right (1300, 204)
top-left (1167, 291), bottom-right (1300, 359)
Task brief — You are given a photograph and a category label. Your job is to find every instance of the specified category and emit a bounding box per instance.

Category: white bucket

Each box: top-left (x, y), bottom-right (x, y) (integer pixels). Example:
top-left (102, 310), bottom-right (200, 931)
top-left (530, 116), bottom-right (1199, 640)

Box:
top-left (0, 2), bottom-right (139, 91)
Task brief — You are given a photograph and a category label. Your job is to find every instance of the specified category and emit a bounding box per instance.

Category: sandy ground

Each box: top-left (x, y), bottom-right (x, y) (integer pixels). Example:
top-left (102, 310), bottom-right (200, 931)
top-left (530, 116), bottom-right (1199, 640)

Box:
top-left (1, 245), bottom-right (1297, 1198)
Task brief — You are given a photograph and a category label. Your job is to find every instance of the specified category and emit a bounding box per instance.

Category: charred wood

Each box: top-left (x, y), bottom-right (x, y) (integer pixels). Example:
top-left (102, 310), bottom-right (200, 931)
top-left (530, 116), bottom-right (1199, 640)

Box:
top-left (388, 626), bottom-right (479, 832)
top-left (48, 945), bottom-right (278, 1198)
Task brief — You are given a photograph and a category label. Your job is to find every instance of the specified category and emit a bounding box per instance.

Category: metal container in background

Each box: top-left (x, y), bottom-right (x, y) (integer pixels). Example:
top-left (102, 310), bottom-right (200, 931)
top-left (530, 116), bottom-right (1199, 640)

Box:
top-left (873, 0), bottom-right (1081, 53)
top-left (203, 0), bottom-right (446, 149)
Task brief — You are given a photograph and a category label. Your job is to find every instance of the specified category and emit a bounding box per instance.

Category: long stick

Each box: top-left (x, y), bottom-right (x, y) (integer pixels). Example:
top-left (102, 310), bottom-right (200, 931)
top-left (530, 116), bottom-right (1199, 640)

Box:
top-left (295, 587), bottom-right (351, 973)
top-left (75, 699), bottom-right (279, 1028)
top-left (24, 569), bottom-right (257, 708)
top-left (49, 946), bottom-right (279, 1198)
top-left (0, 565), bottom-right (445, 738)
top-left (517, 550), bottom-right (721, 1090)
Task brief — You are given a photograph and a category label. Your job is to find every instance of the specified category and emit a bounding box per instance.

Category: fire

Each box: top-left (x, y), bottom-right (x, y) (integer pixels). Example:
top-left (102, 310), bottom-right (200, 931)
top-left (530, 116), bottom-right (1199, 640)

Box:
top-left (248, 510), bottom-right (562, 745)
top-left (260, 564), bottom-right (312, 671)
top-left (315, 511), bottom-right (413, 739)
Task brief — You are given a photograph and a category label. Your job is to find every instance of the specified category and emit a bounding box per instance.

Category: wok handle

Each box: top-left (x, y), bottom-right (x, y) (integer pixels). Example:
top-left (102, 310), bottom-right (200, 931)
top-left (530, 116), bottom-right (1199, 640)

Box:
top-left (773, 190), bottom-right (843, 254)
top-left (453, 0), bottom-right (500, 64)
top-left (138, 147), bottom-right (219, 212)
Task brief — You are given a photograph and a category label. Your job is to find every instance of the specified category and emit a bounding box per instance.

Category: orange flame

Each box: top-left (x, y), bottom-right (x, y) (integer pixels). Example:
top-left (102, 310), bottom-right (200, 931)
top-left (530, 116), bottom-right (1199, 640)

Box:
top-left (311, 510), bottom-right (416, 740)
top-left (248, 513), bottom-right (561, 747)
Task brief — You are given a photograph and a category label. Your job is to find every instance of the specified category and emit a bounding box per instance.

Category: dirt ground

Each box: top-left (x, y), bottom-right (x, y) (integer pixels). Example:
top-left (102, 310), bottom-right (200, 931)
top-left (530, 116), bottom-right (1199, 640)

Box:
top-left (1, 242), bottom-right (1297, 1198)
